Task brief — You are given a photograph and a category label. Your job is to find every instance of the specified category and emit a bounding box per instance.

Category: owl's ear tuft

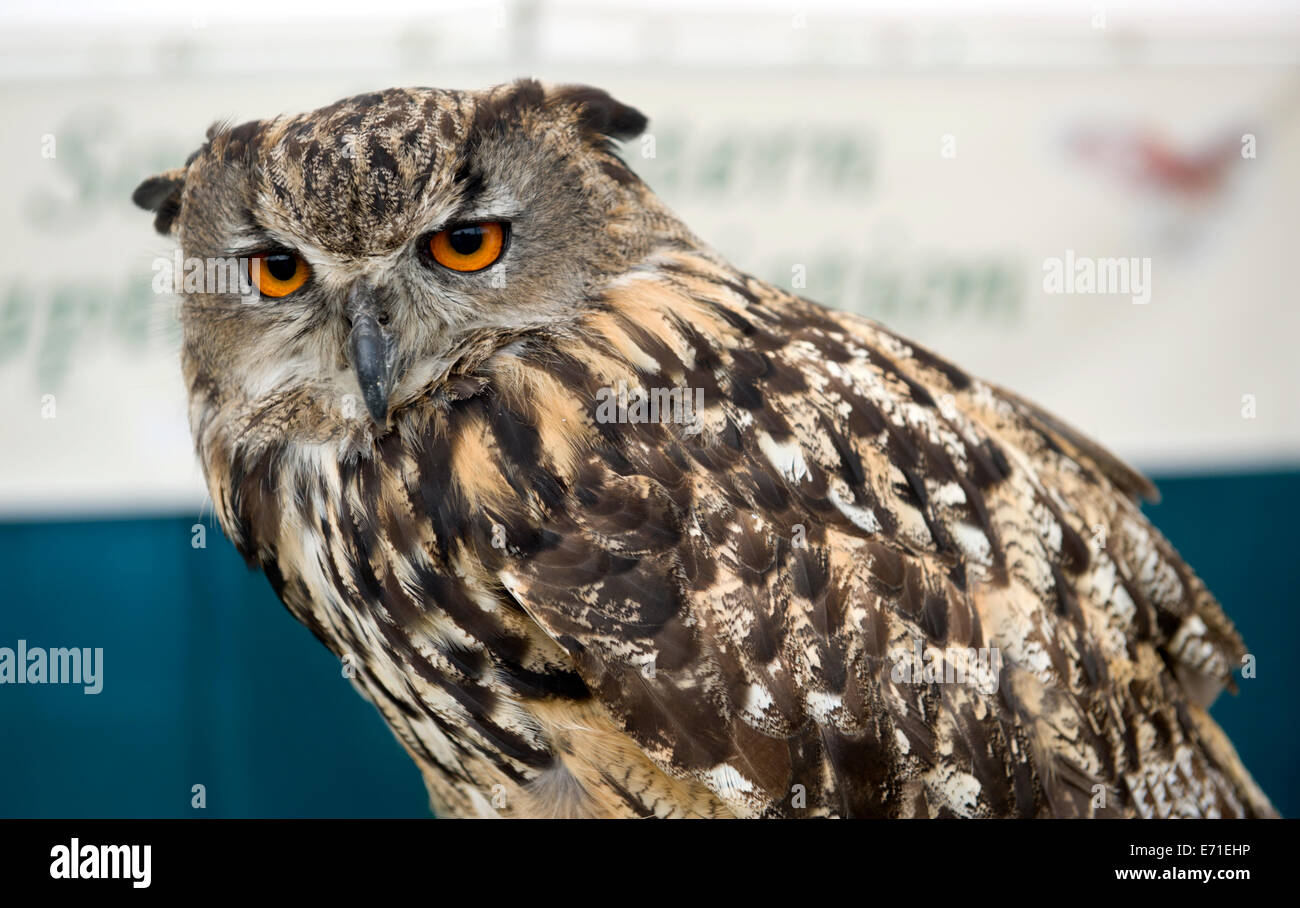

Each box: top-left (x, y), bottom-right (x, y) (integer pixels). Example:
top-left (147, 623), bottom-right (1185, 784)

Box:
top-left (551, 85), bottom-right (647, 145)
top-left (131, 167), bottom-right (187, 236)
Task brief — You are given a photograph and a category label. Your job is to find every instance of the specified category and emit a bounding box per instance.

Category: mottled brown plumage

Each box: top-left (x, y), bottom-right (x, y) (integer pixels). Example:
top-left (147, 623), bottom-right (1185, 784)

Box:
top-left (134, 80), bottom-right (1275, 818)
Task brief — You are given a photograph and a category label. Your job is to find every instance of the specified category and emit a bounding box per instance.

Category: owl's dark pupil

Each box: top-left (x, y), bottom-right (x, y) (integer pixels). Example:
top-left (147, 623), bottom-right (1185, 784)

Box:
top-left (265, 254), bottom-right (297, 281)
top-left (449, 226), bottom-right (483, 255)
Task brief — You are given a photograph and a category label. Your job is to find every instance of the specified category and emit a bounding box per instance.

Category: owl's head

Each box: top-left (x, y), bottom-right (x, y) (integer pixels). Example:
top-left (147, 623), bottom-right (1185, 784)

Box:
top-left (134, 80), bottom-right (662, 443)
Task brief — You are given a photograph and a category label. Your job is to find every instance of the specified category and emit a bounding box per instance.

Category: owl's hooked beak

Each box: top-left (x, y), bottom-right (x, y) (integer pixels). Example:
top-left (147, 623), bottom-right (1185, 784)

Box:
top-left (345, 282), bottom-right (395, 428)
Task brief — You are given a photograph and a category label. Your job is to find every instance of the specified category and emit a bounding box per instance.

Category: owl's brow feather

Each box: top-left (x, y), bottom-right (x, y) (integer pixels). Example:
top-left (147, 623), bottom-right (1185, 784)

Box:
top-left (450, 160), bottom-right (487, 212)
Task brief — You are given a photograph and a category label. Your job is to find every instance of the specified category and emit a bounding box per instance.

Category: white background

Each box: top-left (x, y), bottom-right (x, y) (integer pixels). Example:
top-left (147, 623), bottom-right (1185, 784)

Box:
top-left (0, 1), bottom-right (1297, 516)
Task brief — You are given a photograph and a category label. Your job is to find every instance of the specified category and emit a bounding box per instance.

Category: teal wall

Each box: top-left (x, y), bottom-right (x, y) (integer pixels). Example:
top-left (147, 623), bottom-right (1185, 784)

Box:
top-left (0, 517), bottom-right (427, 818)
top-left (0, 470), bottom-right (1295, 818)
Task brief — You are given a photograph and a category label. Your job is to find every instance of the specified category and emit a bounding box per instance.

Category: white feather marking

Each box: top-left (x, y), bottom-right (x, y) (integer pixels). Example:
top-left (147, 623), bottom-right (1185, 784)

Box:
top-left (742, 683), bottom-right (774, 717)
top-left (923, 765), bottom-right (983, 817)
top-left (704, 764), bottom-right (757, 799)
top-left (806, 690), bottom-right (843, 724)
top-left (932, 481), bottom-right (967, 507)
top-left (951, 522), bottom-right (992, 564)
top-left (757, 431), bottom-right (811, 484)
top-left (828, 483), bottom-right (881, 533)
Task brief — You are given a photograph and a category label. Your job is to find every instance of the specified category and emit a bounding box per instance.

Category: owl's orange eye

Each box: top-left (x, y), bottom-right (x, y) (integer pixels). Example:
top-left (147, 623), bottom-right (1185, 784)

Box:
top-left (429, 222), bottom-right (506, 272)
top-left (249, 252), bottom-right (309, 297)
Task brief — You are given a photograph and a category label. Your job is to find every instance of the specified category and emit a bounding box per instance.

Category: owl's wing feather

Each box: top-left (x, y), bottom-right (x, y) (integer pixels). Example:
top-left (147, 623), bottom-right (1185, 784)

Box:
top-left (475, 249), bottom-right (1273, 818)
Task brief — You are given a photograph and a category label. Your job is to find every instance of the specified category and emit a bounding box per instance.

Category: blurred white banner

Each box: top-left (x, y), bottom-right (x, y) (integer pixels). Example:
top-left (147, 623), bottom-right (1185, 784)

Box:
top-left (0, 5), bottom-right (1297, 516)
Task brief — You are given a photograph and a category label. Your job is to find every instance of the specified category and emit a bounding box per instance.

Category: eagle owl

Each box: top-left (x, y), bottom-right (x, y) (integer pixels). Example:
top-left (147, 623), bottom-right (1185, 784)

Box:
top-left (133, 80), bottom-right (1275, 819)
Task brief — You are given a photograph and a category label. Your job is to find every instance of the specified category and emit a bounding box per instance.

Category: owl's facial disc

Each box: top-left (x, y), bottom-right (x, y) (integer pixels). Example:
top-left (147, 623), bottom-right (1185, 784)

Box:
top-left (132, 81), bottom-right (655, 443)
top-left (345, 281), bottom-right (399, 426)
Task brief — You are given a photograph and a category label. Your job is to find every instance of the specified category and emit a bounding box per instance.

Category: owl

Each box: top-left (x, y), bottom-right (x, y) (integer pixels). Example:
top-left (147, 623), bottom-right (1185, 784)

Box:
top-left (133, 80), bottom-right (1275, 818)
